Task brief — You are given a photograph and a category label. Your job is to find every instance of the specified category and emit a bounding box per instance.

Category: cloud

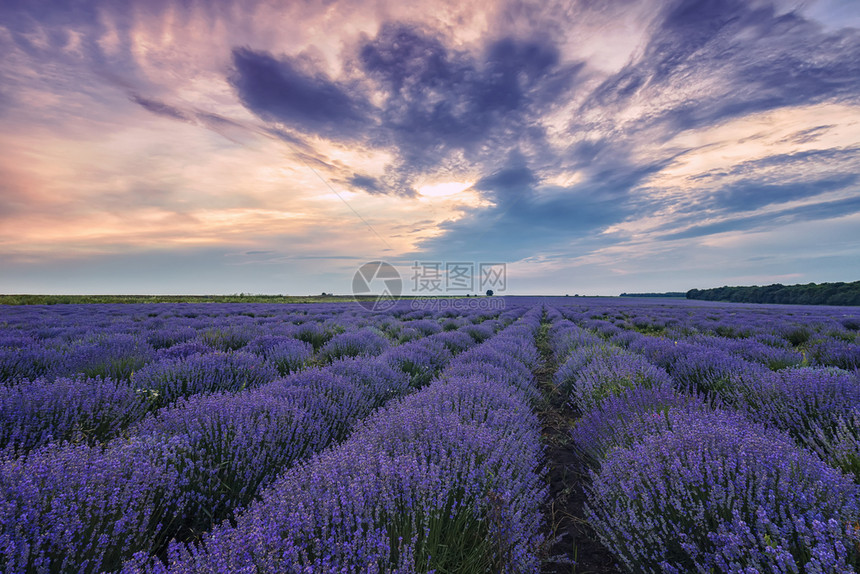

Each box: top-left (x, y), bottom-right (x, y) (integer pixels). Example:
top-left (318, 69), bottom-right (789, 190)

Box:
top-left (474, 165), bottom-right (538, 203)
top-left (709, 174), bottom-right (858, 213)
top-left (346, 174), bottom-right (385, 194)
top-left (229, 22), bottom-right (582, 193)
top-left (361, 24), bottom-right (578, 166)
top-left (230, 47), bottom-right (374, 141)
top-left (130, 94), bottom-right (191, 122)
top-left (689, 146), bottom-right (860, 184)
top-left (661, 194), bottom-right (860, 240)
top-left (415, 162), bottom-right (645, 260)
top-left (649, 145), bottom-right (860, 232)
top-left (580, 0), bottom-right (860, 139)
top-left (780, 125), bottom-right (837, 145)
top-left (0, 85), bottom-right (10, 116)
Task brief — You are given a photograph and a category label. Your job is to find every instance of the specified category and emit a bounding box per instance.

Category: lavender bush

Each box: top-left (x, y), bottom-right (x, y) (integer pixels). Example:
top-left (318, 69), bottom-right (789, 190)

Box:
top-left (65, 334), bottom-right (156, 382)
top-left (0, 437), bottom-right (188, 574)
top-left (131, 351), bottom-right (278, 409)
top-left (256, 338), bottom-right (313, 376)
top-left (571, 384), bottom-right (708, 467)
top-left (318, 328), bottom-right (390, 362)
top-left (808, 337), bottom-right (860, 370)
top-left (726, 367), bottom-right (860, 480)
top-left (130, 389), bottom-right (328, 539)
top-left (586, 409), bottom-right (860, 573)
top-left (0, 344), bottom-right (66, 386)
top-left (136, 323), bottom-right (544, 574)
top-left (383, 338), bottom-right (453, 388)
top-left (570, 352), bottom-right (673, 411)
top-left (0, 376), bottom-right (150, 454)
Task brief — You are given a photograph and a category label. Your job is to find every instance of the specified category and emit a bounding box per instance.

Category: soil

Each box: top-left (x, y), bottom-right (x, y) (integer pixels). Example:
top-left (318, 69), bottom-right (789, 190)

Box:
top-left (535, 327), bottom-right (623, 574)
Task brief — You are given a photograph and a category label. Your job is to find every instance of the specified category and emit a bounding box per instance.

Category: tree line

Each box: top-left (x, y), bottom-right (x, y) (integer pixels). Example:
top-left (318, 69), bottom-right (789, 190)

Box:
top-left (686, 281), bottom-right (860, 306)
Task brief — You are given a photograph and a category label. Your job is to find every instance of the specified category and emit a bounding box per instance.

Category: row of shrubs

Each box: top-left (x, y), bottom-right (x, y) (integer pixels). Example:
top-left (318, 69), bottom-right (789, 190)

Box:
top-left (0, 314), bottom-right (511, 573)
top-left (0, 309), bottom-right (504, 386)
top-left (613, 329), bottom-right (860, 482)
top-left (122, 308), bottom-right (548, 573)
top-left (545, 313), bottom-right (859, 573)
top-left (575, 308), bottom-right (859, 372)
top-left (561, 306), bottom-right (860, 481)
top-left (0, 319), bottom-right (504, 458)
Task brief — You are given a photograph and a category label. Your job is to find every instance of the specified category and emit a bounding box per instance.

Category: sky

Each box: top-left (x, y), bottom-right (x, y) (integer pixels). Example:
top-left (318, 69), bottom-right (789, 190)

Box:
top-left (0, 0), bottom-right (858, 296)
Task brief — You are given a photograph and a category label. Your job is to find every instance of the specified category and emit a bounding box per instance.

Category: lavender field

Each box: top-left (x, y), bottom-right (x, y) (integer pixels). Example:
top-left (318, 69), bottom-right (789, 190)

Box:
top-left (1, 298), bottom-right (858, 573)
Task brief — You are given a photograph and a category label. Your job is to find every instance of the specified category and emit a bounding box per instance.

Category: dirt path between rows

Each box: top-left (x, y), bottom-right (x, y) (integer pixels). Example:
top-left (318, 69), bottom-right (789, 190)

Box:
top-left (536, 324), bottom-right (622, 574)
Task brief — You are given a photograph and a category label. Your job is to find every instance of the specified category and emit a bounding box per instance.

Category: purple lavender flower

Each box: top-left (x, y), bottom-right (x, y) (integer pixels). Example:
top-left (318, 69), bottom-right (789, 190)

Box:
top-left (726, 366), bottom-right (860, 480)
top-left (155, 340), bottom-right (212, 360)
top-left (154, 373), bottom-right (545, 573)
top-left (383, 338), bottom-right (453, 388)
top-left (688, 334), bottom-right (804, 370)
top-left (263, 368), bottom-right (376, 441)
top-left (553, 345), bottom-right (623, 394)
top-left (64, 334), bottom-right (156, 382)
top-left (327, 356), bottom-right (412, 409)
top-left (808, 337), bottom-right (860, 370)
top-left (461, 323), bottom-right (495, 343)
top-left (0, 376), bottom-right (150, 454)
top-left (0, 437), bottom-right (188, 574)
top-left (318, 329), bottom-right (391, 362)
top-left (293, 322), bottom-right (333, 351)
top-left (570, 352), bottom-right (673, 411)
top-left (571, 384), bottom-right (708, 466)
top-left (805, 409), bottom-right (860, 481)
top-left (0, 343), bottom-right (66, 385)
top-left (586, 409), bottom-right (860, 573)
top-left (547, 321), bottom-right (603, 358)
top-left (404, 319), bottom-right (443, 336)
top-left (132, 352), bottom-right (278, 409)
top-left (145, 327), bottom-right (198, 350)
top-left (198, 325), bottom-right (261, 352)
top-left (431, 330), bottom-right (476, 354)
top-left (255, 338), bottom-right (314, 376)
top-left (130, 389), bottom-right (329, 538)
top-left (666, 344), bottom-right (769, 395)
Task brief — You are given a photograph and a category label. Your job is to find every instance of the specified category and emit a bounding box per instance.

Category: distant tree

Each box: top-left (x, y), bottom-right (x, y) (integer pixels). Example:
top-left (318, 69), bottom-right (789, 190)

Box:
top-left (686, 280), bottom-right (860, 306)
top-left (486, 289), bottom-right (494, 296)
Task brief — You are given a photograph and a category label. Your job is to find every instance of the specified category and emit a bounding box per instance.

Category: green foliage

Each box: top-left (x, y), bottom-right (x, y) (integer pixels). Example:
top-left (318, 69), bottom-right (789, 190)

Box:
top-left (687, 281), bottom-right (860, 306)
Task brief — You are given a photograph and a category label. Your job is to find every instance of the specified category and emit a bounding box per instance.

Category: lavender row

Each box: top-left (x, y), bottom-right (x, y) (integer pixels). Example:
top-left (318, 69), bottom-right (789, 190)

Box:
top-left (0, 315), bottom-right (492, 456)
top-left (556, 312), bottom-right (860, 482)
top-left (557, 302), bottom-right (859, 371)
top-left (583, 404), bottom-right (859, 572)
top-left (574, 316), bottom-right (860, 481)
top-left (124, 309), bottom-right (545, 573)
top-left (610, 327), bottom-right (860, 482)
top-left (0, 304), bottom-right (506, 386)
top-left (546, 309), bottom-right (860, 572)
top-left (554, 299), bottom-right (858, 346)
top-left (0, 311), bottom-right (505, 458)
top-left (549, 320), bottom-right (673, 412)
top-left (0, 318), bottom-right (510, 574)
